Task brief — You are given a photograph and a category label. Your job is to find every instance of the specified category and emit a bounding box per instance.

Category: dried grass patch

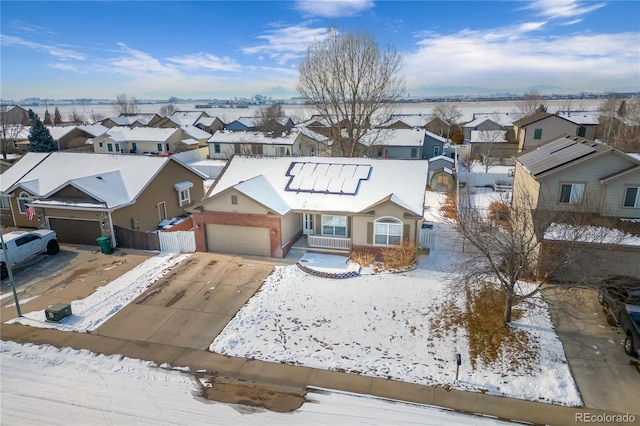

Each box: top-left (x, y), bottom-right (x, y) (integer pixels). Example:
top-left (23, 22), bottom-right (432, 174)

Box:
top-left (441, 191), bottom-right (457, 220)
top-left (350, 250), bottom-right (376, 267)
top-left (381, 241), bottom-right (418, 270)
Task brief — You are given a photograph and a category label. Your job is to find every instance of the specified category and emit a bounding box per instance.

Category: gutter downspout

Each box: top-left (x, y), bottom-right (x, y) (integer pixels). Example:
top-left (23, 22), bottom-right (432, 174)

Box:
top-left (108, 210), bottom-right (116, 248)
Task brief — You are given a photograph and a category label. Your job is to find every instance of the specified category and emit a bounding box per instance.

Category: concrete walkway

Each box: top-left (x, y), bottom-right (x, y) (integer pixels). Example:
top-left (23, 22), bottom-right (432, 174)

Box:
top-left (2, 250), bottom-right (638, 425)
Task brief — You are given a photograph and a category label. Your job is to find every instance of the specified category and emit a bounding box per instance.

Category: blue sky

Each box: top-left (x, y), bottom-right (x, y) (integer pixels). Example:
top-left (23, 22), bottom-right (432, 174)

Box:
top-left (1, 0), bottom-right (639, 100)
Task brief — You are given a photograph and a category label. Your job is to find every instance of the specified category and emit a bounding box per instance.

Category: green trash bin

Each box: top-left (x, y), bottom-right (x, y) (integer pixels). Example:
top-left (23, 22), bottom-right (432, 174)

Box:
top-left (96, 236), bottom-right (112, 254)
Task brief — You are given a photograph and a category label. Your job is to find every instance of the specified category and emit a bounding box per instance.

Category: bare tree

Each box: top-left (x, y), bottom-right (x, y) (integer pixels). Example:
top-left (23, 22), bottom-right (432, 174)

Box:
top-left (447, 187), bottom-right (624, 324)
top-left (514, 90), bottom-right (547, 118)
top-left (297, 28), bottom-right (405, 157)
top-left (68, 109), bottom-right (85, 124)
top-left (473, 129), bottom-right (506, 172)
top-left (432, 104), bottom-right (462, 141)
top-left (598, 95), bottom-right (640, 152)
top-left (89, 110), bottom-right (105, 123)
top-left (256, 103), bottom-right (285, 124)
top-left (159, 103), bottom-right (177, 117)
top-left (114, 93), bottom-right (139, 116)
top-left (0, 105), bottom-right (24, 159)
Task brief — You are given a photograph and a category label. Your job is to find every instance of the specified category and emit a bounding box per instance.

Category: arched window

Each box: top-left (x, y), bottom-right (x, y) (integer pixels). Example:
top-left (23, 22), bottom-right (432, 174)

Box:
top-left (374, 217), bottom-right (403, 246)
top-left (17, 191), bottom-right (31, 214)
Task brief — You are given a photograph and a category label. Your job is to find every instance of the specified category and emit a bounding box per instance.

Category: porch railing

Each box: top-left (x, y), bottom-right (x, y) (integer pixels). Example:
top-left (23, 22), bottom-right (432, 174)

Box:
top-left (308, 235), bottom-right (351, 251)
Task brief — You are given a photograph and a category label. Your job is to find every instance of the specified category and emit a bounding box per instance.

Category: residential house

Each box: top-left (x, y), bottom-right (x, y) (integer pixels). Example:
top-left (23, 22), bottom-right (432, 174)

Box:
top-left (190, 156), bottom-right (428, 258)
top-left (513, 111), bottom-right (595, 152)
top-left (382, 113), bottom-right (459, 136)
top-left (92, 126), bottom-right (192, 155)
top-left (0, 152), bottom-right (206, 245)
top-left (225, 116), bottom-right (295, 134)
top-left (99, 114), bottom-right (159, 129)
top-left (149, 111), bottom-right (225, 134)
top-left (364, 128), bottom-right (425, 159)
top-left (1, 106), bottom-right (30, 125)
top-left (207, 129), bottom-right (331, 159)
top-left (422, 131), bottom-right (449, 159)
top-left (462, 112), bottom-right (522, 141)
top-left (554, 111), bottom-right (599, 140)
top-left (45, 125), bottom-right (108, 152)
top-left (469, 130), bottom-right (518, 162)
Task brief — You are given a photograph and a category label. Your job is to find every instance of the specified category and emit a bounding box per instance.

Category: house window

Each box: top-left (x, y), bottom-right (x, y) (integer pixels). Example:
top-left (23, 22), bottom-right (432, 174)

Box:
top-left (214, 143), bottom-right (221, 154)
top-left (157, 143), bottom-right (163, 152)
top-left (231, 195), bottom-right (238, 205)
top-left (533, 129), bottom-right (543, 140)
top-left (17, 191), bottom-right (31, 214)
top-left (411, 148), bottom-right (418, 158)
top-left (433, 145), bottom-right (441, 157)
top-left (624, 187), bottom-right (640, 208)
top-left (577, 126), bottom-right (586, 137)
top-left (107, 143), bottom-right (113, 152)
top-left (374, 217), bottom-right (403, 245)
top-left (559, 183), bottom-right (585, 204)
top-left (131, 142), bottom-right (137, 152)
top-left (276, 146), bottom-right (289, 156)
top-left (166, 143), bottom-right (170, 152)
top-left (0, 196), bottom-right (10, 210)
top-left (174, 181), bottom-right (193, 207)
top-left (115, 143), bottom-right (120, 152)
top-left (321, 215), bottom-right (347, 236)
top-left (98, 142), bottom-right (103, 148)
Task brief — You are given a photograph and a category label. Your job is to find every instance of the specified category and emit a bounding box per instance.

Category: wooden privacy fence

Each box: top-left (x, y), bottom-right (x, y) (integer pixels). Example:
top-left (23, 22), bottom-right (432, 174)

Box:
top-left (114, 226), bottom-right (160, 251)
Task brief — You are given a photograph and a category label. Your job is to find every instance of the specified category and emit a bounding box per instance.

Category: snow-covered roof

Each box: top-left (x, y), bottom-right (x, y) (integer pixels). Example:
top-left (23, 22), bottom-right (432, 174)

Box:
top-left (205, 156), bottom-right (428, 216)
top-left (207, 130), bottom-right (298, 146)
top-left (46, 126), bottom-right (75, 140)
top-left (555, 111), bottom-right (600, 125)
top-left (106, 115), bottom-right (155, 126)
top-left (1, 152), bottom-right (205, 209)
top-left (195, 116), bottom-right (217, 127)
top-left (78, 124), bottom-right (109, 137)
top-left (364, 128), bottom-right (425, 147)
top-left (464, 112), bottom-right (523, 128)
top-left (296, 126), bottom-right (331, 143)
top-left (429, 155), bottom-right (454, 164)
top-left (382, 114), bottom-right (434, 128)
top-left (105, 126), bottom-right (179, 142)
top-left (180, 125), bottom-right (211, 140)
top-left (424, 131), bottom-right (447, 143)
top-left (169, 111), bottom-right (204, 127)
top-left (469, 130), bottom-right (508, 143)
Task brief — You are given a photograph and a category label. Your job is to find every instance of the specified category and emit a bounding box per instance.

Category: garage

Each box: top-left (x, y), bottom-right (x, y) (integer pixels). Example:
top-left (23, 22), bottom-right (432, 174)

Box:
top-left (47, 218), bottom-right (102, 245)
top-left (205, 224), bottom-right (271, 257)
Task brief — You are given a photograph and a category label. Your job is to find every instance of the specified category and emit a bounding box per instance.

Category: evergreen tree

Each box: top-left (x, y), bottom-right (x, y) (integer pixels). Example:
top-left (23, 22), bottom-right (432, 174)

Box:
top-left (44, 110), bottom-right (52, 125)
top-left (27, 108), bottom-right (39, 123)
top-left (53, 107), bottom-right (62, 126)
top-left (28, 118), bottom-right (58, 152)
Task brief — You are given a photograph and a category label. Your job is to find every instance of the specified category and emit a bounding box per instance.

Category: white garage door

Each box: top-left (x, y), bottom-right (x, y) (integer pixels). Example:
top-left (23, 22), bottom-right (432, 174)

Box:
top-left (205, 224), bottom-right (271, 257)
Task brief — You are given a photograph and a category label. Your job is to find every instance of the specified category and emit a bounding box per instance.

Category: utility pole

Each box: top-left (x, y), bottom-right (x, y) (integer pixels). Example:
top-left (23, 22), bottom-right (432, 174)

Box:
top-left (0, 228), bottom-right (22, 317)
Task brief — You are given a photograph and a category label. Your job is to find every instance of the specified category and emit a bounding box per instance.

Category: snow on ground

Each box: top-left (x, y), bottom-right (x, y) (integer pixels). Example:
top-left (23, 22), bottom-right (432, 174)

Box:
top-left (5, 253), bottom-right (190, 332)
top-left (0, 341), bottom-right (506, 425)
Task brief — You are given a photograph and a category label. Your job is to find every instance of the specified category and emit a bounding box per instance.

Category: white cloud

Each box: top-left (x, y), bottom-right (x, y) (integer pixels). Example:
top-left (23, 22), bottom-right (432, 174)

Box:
top-left (524, 0), bottom-right (606, 21)
top-left (109, 43), bottom-right (181, 76)
top-left (166, 53), bottom-right (241, 72)
top-left (0, 34), bottom-right (85, 60)
top-left (49, 63), bottom-right (81, 72)
top-left (294, 0), bottom-right (374, 18)
top-left (518, 21), bottom-right (547, 32)
top-left (242, 25), bottom-right (329, 64)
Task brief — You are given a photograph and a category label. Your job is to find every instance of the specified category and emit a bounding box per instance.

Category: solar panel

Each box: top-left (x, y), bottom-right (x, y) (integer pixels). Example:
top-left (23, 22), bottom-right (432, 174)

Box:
top-left (285, 161), bottom-right (372, 195)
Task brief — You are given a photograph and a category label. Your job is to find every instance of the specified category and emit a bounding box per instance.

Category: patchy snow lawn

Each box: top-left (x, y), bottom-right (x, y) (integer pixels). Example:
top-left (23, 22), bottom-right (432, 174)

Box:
top-left (211, 192), bottom-right (581, 407)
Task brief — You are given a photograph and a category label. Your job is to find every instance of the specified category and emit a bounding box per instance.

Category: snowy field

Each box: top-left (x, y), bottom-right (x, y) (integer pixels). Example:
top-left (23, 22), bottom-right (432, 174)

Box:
top-left (0, 341), bottom-right (507, 425)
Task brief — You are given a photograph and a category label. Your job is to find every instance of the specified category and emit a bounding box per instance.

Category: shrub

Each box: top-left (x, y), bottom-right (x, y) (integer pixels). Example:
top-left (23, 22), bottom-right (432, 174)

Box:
top-left (350, 250), bottom-right (376, 267)
top-left (488, 201), bottom-right (509, 221)
top-left (382, 241), bottom-right (417, 270)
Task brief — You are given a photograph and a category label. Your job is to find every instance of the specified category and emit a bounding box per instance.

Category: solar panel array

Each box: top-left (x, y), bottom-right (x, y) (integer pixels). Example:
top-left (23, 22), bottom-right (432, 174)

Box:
top-left (285, 161), bottom-right (372, 195)
top-left (518, 136), bottom-right (597, 176)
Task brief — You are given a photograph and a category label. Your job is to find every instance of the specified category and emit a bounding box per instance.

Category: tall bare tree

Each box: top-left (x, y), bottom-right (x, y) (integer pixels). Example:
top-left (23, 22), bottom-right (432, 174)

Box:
top-left (297, 28), bottom-right (404, 157)
top-left (256, 103), bottom-right (285, 123)
top-left (0, 105), bottom-right (24, 159)
top-left (159, 103), bottom-right (177, 117)
top-left (432, 103), bottom-right (462, 141)
top-left (114, 93), bottom-right (139, 116)
top-left (89, 110), bottom-right (105, 123)
top-left (474, 129), bottom-right (506, 172)
top-left (68, 109), bottom-right (85, 124)
top-left (447, 187), bottom-right (623, 324)
top-left (514, 90), bottom-right (547, 118)
top-left (599, 95), bottom-right (640, 152)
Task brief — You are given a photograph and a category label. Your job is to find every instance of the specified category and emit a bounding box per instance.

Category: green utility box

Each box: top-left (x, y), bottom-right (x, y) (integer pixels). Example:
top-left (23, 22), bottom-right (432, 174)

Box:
top-left (45, 303), bottom-right (72, 322)
top-left (96, 236), bottom-right (112, 254)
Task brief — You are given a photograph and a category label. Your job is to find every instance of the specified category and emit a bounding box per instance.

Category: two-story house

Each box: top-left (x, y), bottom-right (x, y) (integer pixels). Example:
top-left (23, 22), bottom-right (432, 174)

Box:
top-left (513, 111), bottom-right (596, 152)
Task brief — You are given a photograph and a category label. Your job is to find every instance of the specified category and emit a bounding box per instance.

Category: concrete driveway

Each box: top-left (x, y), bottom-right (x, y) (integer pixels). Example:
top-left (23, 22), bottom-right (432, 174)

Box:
top-left (544, 287), bottom-right (640, 416)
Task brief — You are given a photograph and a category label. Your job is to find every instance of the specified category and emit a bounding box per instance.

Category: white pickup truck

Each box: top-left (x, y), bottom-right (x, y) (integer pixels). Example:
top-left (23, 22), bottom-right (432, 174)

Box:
top-left (1, 230), bottom-right (59, 280)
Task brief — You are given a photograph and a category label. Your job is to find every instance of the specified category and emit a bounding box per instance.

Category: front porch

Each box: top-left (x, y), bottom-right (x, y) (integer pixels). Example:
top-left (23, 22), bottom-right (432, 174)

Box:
top-left (290, 234), bottom-right (351, 254)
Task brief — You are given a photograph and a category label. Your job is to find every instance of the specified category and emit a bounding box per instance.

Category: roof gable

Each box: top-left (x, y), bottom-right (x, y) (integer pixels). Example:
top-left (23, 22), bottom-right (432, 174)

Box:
top-left (513, 111), bottom-right (553, 127)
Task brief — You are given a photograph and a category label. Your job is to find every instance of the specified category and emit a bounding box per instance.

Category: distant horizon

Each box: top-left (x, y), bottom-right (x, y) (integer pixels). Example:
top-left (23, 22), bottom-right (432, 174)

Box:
top-left (2, 1), bottom-right (639, 99)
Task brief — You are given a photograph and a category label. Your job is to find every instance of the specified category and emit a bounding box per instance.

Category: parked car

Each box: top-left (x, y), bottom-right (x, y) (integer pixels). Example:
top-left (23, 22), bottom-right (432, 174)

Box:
top-left (619, 304), bottom-right (640, 357)
top-left (1, 230), bottom-right (59, 280)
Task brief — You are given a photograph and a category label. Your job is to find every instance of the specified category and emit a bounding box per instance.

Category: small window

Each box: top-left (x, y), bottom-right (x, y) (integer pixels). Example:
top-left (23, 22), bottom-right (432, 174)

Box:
top-left (178, 188), bottom-right (190, 206)
top-left (131, 142), bottom-right (137, 152)
top-left (533, 128), bottom-right (543, 140)
top-left (115, 143), bottom-right (120, 152)
top-left (374, 217), bottom-right (403, 246)
top-left (624, 187), bottom-right (640, 208)
top-left (157, 143), bottom-right (163, 152)
top-left (577, 126), bottom-right (586, 137)
top-left (214, 143), bottom-right (221, 154)
top-left (17, 191), bottom-right (31, 214)
top-left (166, 143), bottom-right (170, 152)
top-left (231, 195), bottom-right (238, 205)
top-left (107, 143), bottom-right (113, 152)
top-left (559, 183), bottom-right (584, 204)
top-left (0, 196), bottom-right (10, 210)
top-left (433, 145), bottom-right (441, 157)
top-left (98, 142), bottom-right (103, 148)
top-left (174, 181), bottom-right (193, 207)
top-left (411, 148), bottom-right (418, 158)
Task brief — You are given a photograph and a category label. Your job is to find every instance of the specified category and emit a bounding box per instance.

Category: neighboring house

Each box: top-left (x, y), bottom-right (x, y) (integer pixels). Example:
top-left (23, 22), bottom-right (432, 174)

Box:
top-left (99, 114), bottom-right (159, 129)
top-left (92, 126), bottom-right (187, 155)
top-left (225, 116), bottom-right (295, 134)
top-left (428, 156), bottom-right (456, 192)
top-left (363, 128), bottom-right (425, 159)
top-left (149, 111), bottom-right (225, 134)
top-left (207, 129), bottom-right (331, 159)
top-left (381, 113), bottom-right (459, 137)
top-left (1, 106), bottom-right (30, 125)
top-left (190, 156), bottom-right (428, 258)
top-left (0, 152), bottom-right (206, 245)
top-left (513, 111), bottom-right (595, 152)
top-left (462, 112), bottom-right (522, 141)
top-left (554, 111), bottom-right (599, 140)
top-left (46, 125), bottom-right (106, 152)
top-left (469, 130), bottom-right (518, 161)
top-left (513, 134), bottom-right (640, 220)
top-left (422, 131), bottom-right (448, 159)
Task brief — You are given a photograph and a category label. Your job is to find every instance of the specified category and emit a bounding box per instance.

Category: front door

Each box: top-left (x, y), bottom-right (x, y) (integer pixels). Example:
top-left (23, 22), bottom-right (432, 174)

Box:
top-left (303, 213), bottom-right (314, 235)
top-left (158, 201), bottom-right (167, 222)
